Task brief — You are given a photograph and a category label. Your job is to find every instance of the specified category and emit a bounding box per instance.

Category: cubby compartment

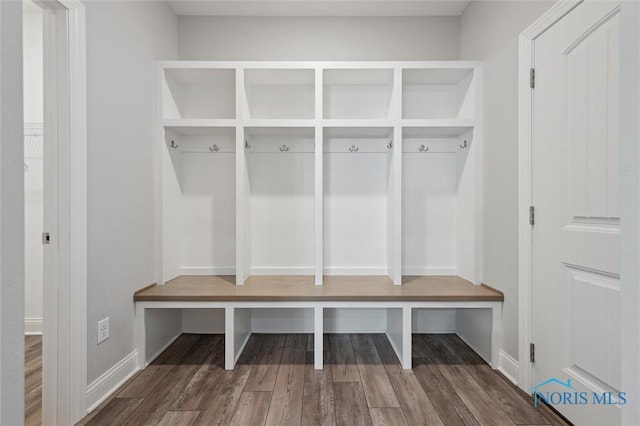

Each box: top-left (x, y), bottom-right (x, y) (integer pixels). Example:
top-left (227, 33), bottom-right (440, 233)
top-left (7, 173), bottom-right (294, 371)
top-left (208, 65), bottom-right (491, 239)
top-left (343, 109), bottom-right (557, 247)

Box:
top-left (162, 126), bottom-right (236, 282)
top-left (402, 126), bottom-right (476, 281)
top-left (323, 305), bottom-right (407, 364)
top-left (243, 127), bottom-right (315, 276)
top-left (402, 68), bottom-right (475, 119)
top-left (323, 69), bottom-right (394, 119)
top-left (323, 127), bottom-right (394, 276)
top-left (243, 69), bottom-right (315, 119)
top-left (163, 68), bottom-right (236, 119)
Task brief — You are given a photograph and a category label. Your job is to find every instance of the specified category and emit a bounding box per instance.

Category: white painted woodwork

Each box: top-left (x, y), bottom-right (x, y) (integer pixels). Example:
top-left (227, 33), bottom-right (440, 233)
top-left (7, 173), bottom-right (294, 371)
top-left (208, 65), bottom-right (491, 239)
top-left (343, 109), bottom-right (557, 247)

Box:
top-left (135, 300), bottom-right (503, 371)
top-left (246, 127), bottom-right (315, 274)
top-left (244, 69), bottom-right (315, 119)
top-left (162, 127), bottom-right (236, 280)
top-left (158, 61), bottom-right (481, 285)
top-left (403, 68), bottom-right (476, 119)
top-left (166, 1), bottom-right (471, 18)
top-left (531, 3), bottom-right (621, 424)
top-left (163, 68), bottom-right (235, 119)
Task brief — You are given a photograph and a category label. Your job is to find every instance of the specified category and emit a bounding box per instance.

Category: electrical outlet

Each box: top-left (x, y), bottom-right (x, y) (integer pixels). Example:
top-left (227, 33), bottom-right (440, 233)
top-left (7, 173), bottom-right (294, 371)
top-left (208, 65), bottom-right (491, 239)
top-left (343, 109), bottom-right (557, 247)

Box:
top-left (97, 317), bottom-right (110, 344)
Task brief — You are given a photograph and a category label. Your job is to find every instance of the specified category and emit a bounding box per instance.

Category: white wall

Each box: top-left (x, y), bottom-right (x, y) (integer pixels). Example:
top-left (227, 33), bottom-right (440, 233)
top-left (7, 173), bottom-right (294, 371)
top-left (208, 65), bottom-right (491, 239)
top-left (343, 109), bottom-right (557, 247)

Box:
top-left (457, 1), bottom-right (552, 361)
top-left (23, 8), bottom-right (43, 334)
top-left (85, 1), bottom-right (178, 384)
top-left (620, 1), bottom-right (640, 424)
top-left (0, 1), bottom-right (25, 424)
top-left (178, 16), bottom-right (460, 61)
top-left (23, 10), bottom-right (42, 124)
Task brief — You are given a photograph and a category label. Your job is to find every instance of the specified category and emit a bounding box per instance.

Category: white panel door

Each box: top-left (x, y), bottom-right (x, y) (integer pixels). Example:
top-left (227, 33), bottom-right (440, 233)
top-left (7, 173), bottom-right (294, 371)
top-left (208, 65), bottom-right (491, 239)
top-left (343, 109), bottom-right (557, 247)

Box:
top-left (532, 1), bottom-right (621, 425)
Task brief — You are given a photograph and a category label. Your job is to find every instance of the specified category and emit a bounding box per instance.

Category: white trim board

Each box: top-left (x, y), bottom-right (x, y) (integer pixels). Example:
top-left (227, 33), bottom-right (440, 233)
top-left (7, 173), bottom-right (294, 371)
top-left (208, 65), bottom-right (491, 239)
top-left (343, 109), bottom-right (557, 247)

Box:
top-left (37, 1), bottom-right (88, 423)
top-left (498, 350), bottom-right (519, 386)
top-left (518, 0), bottom-right (583, 393)
top-left (24, 318), bottom-right (43, 335)
top-left (85, 350), bottom-right (138, 413)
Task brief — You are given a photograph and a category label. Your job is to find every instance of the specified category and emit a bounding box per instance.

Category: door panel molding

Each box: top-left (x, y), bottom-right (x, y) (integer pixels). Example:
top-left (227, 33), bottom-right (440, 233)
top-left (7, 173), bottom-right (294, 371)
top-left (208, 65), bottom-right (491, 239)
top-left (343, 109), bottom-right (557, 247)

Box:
top-left (518, 0), bottom-right (584, 393)
top-left (520, 3), bottom-right (622, 424)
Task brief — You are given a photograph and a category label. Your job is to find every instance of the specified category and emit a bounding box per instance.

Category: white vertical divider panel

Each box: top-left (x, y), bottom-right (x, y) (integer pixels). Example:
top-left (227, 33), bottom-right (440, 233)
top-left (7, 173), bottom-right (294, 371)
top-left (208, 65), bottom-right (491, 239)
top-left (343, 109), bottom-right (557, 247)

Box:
top-left (155, 65), bottom-right (166, 285)
top-left (225, 307), bottom-right (235, 369)
top-left (314, 68), bottom-right (324, 285)
top-left (473, 67), bottom-right (484, 285)
top-left (314, 307), bottom-right (323, 369)
top-left (402, 306), bottom-right (412, 369)
top-left (391, 68), bottom-right (403, 285)
top-left (235, 68), bottom-right (249, 284)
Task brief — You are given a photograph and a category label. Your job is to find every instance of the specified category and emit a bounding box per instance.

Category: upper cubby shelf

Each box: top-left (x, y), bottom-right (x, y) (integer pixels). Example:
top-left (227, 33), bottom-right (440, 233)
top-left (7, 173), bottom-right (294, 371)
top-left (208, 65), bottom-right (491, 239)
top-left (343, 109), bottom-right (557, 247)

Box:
top-left (402, 68), bottom-right (475, 120)
top-left (163, 68), bottom-right (236, 120)
top-left (244, 69), bottom-right (315, 120)
top-left (324, 69), bottom-right (394, 120)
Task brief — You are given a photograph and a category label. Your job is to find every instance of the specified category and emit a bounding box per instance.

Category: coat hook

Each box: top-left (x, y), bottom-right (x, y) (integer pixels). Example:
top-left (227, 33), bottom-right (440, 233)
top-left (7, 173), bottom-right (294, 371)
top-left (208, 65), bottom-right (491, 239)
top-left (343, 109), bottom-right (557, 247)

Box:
top-left (419, 144), bottom-right (429, 152)
top-left (349, 144), bottom-right (359, 152)
top-left (459, 140), bottom-right (468, 149)
top-left (170, 140), bottom-right (179, 149)
top-left (387, 140), bottom-right (393, 150)
top-left (279, 144), bottom-right (289, 152)
top-left (245, 140), bottom-right (251, 149)
top-left (209, 144), bottom-right (220, 152)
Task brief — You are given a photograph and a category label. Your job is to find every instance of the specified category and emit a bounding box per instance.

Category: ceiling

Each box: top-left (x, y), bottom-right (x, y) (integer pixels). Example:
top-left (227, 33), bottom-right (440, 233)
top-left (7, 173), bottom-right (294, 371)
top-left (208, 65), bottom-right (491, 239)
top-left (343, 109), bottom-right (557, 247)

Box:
top-left (167, 0), bottom-right (471, 17)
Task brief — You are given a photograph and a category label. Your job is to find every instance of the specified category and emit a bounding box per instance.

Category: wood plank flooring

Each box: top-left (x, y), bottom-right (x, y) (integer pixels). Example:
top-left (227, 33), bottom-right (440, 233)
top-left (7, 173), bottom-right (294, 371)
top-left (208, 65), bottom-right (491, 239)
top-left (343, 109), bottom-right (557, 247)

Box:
top-left (25, 335), bottom-right (42, 426)
top-left (77, 333), bottom-right (569, 426)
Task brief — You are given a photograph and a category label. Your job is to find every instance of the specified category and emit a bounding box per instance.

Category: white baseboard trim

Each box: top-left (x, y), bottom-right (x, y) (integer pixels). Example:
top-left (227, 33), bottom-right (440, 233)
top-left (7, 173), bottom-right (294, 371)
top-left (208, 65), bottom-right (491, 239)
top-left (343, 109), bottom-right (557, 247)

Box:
top-left (498, 350), bottom-right (519, 385)
top-left (24, 318), bottom-right (43, 335)
top-left (250, 267), bottom-right (314, 275)
top-left (402, 267), bottom-right (458, 275)
top-left (181, 267), bottom-right (236, 275)
top-left (147, 332), bottom-right (182, 366)
top-left (323, 267), bottom-right (388, 275)
top-left (86, 350), bottom-right (139, 413)
top-left (412, 329), bottom-right (456, 334)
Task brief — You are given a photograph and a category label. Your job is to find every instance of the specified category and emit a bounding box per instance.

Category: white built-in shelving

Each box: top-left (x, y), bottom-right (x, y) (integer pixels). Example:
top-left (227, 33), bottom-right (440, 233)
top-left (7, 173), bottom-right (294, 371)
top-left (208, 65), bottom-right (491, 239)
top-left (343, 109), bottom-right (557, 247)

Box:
top-left (158, 61), bottom-right (482, 286)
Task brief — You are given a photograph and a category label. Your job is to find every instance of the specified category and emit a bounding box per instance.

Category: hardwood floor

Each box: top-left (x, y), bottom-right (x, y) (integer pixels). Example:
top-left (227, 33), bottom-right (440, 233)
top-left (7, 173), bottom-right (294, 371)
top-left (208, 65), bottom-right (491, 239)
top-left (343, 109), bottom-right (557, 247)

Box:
top-left (25, 335), bottom-right (42, 426)
top-left (78, 333), bottom-right (569, 426)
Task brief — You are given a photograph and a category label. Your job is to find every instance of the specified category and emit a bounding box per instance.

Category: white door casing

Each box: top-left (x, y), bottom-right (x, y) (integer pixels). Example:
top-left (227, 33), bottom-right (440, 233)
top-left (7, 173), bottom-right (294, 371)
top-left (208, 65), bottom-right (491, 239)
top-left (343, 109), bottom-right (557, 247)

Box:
top-left (37, 0), bottom-right (88, 423)
top-left (530, 1), bottom-right (621, 424)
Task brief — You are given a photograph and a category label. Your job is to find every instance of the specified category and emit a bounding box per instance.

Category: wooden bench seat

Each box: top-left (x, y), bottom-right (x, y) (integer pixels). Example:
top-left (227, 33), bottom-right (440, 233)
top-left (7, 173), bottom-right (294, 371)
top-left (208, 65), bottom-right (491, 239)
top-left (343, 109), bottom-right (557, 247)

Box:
top-left (134, 275), bottom-right (503, 372)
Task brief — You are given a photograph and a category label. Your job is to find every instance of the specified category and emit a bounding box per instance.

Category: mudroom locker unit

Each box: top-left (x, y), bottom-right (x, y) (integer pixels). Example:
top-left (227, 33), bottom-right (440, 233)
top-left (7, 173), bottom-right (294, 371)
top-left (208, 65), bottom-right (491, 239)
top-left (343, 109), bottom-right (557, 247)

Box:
top-left (134, 60), bottom-right (501, 372)
top-left (159, 61), bottom-right (481, 286)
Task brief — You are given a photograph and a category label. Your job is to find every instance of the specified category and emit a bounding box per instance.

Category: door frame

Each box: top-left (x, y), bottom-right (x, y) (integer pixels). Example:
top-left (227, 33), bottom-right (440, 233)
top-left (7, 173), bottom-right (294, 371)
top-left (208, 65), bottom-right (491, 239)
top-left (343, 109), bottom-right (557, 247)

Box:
top-left (517, 0), bottom-right (583, 392)
top-left (35, 0), bottom-right (87, 423)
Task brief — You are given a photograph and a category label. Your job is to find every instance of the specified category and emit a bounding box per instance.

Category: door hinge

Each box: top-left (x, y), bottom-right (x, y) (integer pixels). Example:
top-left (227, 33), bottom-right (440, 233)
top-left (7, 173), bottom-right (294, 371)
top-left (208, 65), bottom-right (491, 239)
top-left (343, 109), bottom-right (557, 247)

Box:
top-left (530, 68), bottom-right (535, 89)
top-left (529, 205), bottom-right (535, 226)
top-left (42, 232), bottom-right (51, 245)
top-left (530, 343), bottom-right (535, 363)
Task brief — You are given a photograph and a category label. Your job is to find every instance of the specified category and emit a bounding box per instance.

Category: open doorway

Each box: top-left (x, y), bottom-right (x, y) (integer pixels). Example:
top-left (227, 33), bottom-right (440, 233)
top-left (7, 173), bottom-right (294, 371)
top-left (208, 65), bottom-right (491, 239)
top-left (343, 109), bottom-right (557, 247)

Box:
top-left (23, 2), bottom-right (44, 425)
